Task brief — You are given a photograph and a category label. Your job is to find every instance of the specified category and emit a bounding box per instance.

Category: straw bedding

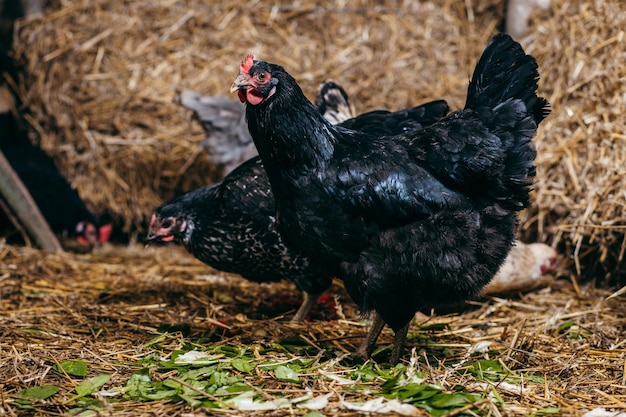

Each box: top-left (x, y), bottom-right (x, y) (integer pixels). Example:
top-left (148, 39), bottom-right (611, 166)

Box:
top-left (3, 2), bottom-right (626, 414)
top-left (2, 242), bottom-right (626, 416)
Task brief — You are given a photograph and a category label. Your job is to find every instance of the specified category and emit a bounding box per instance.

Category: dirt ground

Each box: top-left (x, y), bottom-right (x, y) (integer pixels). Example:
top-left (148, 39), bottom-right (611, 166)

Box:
top-left (1, 242), bottom-right (626, 416)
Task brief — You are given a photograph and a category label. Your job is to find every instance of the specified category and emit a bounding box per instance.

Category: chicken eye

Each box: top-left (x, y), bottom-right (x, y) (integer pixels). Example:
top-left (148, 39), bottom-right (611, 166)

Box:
top-left (255, 72), bottom-right (267, 82)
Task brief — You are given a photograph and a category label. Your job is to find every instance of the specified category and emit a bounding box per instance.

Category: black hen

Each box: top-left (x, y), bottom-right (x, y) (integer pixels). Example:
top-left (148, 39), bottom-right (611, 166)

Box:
top-left (147, 90), bottom-right (449, 322)
top-left (179, 80), bottom-right (356, 176)
top-left (231, 34), bottom-right (549, 362)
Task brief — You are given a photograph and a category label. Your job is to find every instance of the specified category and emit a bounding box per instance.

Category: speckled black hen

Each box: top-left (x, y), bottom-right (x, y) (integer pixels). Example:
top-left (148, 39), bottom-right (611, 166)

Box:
top-left (147, 157), bottom-right (331, 321)
top-left (147, 86), bottom-right (449, 322)
top-left (231, 34), bottom-right (549, 362)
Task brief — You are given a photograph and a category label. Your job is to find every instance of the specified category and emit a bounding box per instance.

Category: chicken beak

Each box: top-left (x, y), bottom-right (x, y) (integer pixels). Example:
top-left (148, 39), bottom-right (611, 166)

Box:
top-left (230, 73), bottom-right (249, 93)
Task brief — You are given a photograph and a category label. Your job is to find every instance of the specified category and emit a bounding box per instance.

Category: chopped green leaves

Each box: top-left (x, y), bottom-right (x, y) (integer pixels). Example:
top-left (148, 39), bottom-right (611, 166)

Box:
top-left (274, 365), bottom-right (300, 383)
top-left (15, 385), bottom-right (59, 400)
top-left (55, 360), bottom-right (89, 377)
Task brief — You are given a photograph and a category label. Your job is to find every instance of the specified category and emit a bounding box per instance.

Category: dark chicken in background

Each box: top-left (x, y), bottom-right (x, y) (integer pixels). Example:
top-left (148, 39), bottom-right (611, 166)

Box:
top-left (313, 80), bottom-right (354, 125)
top-left (231, 34), bottom-right (549, 363)
top-left (147, 82), bottom-right (450, 322)
top-left (0, 113), bottom-right (111, 249)
top-left (0, 2), bottom-right (110, 251)
top-left (179, 80), bottom-right (358, 177)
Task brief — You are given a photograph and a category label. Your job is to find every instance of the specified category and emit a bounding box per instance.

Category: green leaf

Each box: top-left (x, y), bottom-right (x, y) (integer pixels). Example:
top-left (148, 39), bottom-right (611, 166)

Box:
top-left (179, 366), bottom-right (215, 381)
top-left (15, 385), bottom-right (59, 400)
top-left (173, 350), bottom-right (219, 365)
top-left (557, 320), bottom-right (575, 334)
top-left (418, 322), bottom-right (450, 331)
top-left (274, 365), bottom-right (300, 383)
top-left (200, 399), bottom-right (223, 409)
top-left (470, 359), bottom-right (506, 381)
top-left (524, 373), bottom-right (546, 384)
top-left (123, 372), bottom-right (152, 400)
top-left (370, 344), bottom-right (392, 358)
top-left (296, 358), bottom-right (316, 368)
top-left (380, 375), bottom-right (401, 390)
top-left (179, 393), bottom-right (203, 407)
top-left (162, 379), bottom-right (183, 390)
top-left (429, 392), bottom-right (471, 408)
top-left (351, 365), bottom-right (381, 383)
top-left (56, 360), bottom-right (89, 377)
top-left (142, 389), bottom-right (179, 401)
top-left (142, 334), bottom-right (168, 348)
top-left (207, 370), bottom-right (240, 387)
top-left (220, 383), bottom-right (253, 394)
top-left (75, 373), bottom-right (111, 397)
top-left (212, 345), bottom-right (243, 356)
top-left (391, 383), bottom-right (439, 402)
top-left (231, 358), bottom-right (256, 373)
top-left (65, 408), bottom-right (98, 416)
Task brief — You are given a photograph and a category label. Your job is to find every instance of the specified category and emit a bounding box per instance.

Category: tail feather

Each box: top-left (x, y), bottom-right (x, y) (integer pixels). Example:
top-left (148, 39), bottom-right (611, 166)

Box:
top-left (412, 34), bottom-right (548, 211)
top-left (465, 33), bottom-right (549, 124)
top-left (466, 34), bottom-right (547, 209)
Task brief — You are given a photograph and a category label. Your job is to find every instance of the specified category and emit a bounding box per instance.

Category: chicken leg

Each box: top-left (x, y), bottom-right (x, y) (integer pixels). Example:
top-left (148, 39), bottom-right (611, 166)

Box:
top-left (354, 312), bottom-right (386, 360)
top-left (389, 322), bottom-right (410, 364)
top-left (290, 291), bottom-right (319, 322)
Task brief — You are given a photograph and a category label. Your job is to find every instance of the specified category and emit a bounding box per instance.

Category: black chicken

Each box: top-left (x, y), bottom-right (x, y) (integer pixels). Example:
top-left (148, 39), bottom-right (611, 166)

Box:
top-left (0, 113), bottom-right (111, 248)
top-left (147, 87), bottom-right (449, 322)
top-left (179, 80), bottom-right (356, 176)
top-left (231, 34), bottom-right (549, 362)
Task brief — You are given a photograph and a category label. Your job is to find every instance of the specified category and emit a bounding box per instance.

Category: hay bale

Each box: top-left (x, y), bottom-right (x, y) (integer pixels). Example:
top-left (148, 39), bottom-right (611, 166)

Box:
top-left (519, 0), bottom-right (626, 284)
top-left (12, 0), bottom-right (626, 283)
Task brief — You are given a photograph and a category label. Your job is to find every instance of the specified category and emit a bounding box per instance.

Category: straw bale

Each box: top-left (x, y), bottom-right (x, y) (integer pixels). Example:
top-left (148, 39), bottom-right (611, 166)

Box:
top-left (518, 0), bottom-right (626, 284)
top-left (10, 0), bottom-right (626, 282)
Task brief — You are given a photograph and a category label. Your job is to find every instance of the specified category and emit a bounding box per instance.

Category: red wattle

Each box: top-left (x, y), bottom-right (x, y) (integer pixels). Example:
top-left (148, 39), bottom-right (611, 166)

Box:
top-left (246, 91), bottom-right (263, 106)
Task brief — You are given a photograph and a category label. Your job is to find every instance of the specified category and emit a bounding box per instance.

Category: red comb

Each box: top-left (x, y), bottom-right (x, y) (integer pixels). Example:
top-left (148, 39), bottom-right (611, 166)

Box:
top-left (241, 54), bottom-right (255, 74)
